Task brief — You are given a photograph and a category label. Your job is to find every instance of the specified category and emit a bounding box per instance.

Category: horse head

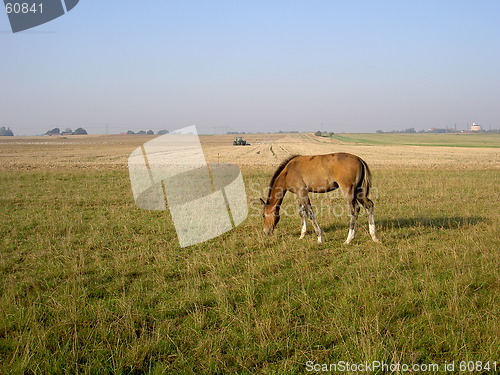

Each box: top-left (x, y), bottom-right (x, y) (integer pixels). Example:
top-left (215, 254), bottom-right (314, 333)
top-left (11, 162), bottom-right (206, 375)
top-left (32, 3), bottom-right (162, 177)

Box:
top-left (261, 198), bottom-right (280, 235)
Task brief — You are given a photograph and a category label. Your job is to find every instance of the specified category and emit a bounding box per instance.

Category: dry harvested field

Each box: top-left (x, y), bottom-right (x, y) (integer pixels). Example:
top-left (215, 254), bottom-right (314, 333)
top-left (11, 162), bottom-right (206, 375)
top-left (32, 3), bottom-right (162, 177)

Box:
top-left (201, 133), bottom-right (499, 170)
top-left (0, 132), bottom-right (499, 373)
top-left (0, 132), bottom-right (498, 170)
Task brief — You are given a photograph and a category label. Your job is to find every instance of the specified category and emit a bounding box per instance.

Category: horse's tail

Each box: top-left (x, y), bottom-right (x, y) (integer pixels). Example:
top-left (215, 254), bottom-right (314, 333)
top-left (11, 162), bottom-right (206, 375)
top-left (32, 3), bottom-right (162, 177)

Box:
top-left (356, 157), bottom-right (371, 199)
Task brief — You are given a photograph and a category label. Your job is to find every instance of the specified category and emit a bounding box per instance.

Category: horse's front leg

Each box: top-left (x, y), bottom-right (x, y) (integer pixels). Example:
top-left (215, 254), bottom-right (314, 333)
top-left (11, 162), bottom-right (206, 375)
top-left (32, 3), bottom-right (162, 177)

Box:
top-left (298, 205), bottom-right (308, 239)
top-left (298, 192), bottom-right (323, 244)
top-left (305, 204), bottom-right (323, 244)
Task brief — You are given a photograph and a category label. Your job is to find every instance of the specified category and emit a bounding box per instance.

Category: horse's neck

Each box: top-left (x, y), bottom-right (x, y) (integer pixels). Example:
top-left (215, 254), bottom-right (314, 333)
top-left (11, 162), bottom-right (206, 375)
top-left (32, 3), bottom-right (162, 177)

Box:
top-left (268, 175), bottom-right (287, 208)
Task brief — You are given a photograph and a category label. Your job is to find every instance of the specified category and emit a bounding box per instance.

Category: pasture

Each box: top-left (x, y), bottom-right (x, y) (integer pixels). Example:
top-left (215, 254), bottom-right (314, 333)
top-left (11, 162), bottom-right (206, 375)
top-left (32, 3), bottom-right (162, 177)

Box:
top-left (330, 132), bottom-right (500, 148)
top-left (0, 133), bottom-right (498, 374)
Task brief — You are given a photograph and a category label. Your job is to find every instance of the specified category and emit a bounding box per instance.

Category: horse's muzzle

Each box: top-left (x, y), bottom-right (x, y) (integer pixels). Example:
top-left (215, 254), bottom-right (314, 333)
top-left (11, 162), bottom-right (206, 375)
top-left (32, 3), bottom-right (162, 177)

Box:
top-left (263, 227), bottom-right (273, 236)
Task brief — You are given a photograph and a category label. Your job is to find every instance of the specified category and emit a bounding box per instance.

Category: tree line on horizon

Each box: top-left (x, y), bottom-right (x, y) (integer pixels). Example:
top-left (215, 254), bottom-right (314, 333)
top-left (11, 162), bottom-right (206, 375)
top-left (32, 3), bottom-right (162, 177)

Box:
top-left (376, 127), bottom-right (498, 133)
top-left (314, 130), bottom-right (335, 138)
top-left (0, 127), bottom-right (14, 136)
top-left (126, 129), bottom-right (169, 135)
top-left (45, 127), bottom-right (88, 135)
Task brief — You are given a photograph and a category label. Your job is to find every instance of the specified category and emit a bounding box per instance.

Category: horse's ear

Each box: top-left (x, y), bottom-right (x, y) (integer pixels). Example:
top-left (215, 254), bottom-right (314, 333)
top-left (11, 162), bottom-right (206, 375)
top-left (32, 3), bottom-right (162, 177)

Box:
top-left (260, 198), bottom-right (266, 205)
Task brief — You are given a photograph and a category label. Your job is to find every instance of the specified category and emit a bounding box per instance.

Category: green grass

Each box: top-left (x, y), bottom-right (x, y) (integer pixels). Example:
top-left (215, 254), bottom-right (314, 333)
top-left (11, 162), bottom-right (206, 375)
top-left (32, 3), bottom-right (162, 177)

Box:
top-left (332, 133), bottom-right (500, 148)
top-left (1, 168), bottom-right (499, 373)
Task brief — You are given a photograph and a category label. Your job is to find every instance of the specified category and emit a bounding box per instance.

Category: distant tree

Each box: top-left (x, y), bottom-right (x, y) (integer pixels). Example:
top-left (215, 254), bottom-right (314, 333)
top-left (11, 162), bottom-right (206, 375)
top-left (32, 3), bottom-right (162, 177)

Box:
top-left (147, 130), bottom-right (154, 135)
top-left (127, 130), bottom-right (135, 135)
top-left (0, 126), bottom-right (14, 136)
top-left (157, 129), bottom-right (169, 135)
top-left (137, 130), bottom-right (147, 135)
top-left (314, 130), bottom-right (322, 137)
top-left (63, 127), bottom-right (73, 134)
top-left (45, 127), bottom-right (60, 135)
top-left (73, 127), bottom-right (88, 135)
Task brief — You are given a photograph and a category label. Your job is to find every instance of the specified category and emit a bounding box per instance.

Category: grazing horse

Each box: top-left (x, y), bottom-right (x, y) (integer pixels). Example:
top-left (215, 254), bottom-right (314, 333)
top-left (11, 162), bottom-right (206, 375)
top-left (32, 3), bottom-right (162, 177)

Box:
top-left (261, 153), bottom-right (380, 244)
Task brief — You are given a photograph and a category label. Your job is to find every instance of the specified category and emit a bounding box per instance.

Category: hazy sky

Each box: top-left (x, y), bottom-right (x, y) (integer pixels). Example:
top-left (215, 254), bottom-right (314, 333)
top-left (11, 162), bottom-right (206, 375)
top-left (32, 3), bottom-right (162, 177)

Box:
top-left (1, 1), bottom-right (499, 135)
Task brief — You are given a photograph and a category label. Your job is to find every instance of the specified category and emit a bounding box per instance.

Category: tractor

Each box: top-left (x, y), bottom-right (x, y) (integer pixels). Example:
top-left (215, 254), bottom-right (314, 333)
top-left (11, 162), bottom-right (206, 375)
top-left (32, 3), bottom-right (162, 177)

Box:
top-left (233, 137), bottom-right (250, 146)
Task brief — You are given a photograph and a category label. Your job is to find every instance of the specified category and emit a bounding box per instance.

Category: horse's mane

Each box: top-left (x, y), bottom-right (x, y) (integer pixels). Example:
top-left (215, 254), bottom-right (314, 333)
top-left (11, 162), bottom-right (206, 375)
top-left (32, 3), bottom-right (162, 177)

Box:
top-left (266, 154), bottom-right (300, 205)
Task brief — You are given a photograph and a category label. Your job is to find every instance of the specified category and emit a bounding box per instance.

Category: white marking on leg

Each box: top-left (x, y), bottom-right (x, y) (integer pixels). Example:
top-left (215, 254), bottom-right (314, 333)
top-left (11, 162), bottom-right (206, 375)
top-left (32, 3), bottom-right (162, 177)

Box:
top-left (311, 217), bottom-right (323, 244)
top-left (345, 201), bottom-right (358, 244)
top-left (368, 209), bottom-right (380, 242)
top-left (313, 221), bottom-right (323, 244)
top-left (344, 228), bottom-right (355, 244)
top-left (306, 206), bottom-right (323, 244)
top-left (298, 205), bottom-right (307, 239)
top-left (299, 217), bottom-right (307, 239)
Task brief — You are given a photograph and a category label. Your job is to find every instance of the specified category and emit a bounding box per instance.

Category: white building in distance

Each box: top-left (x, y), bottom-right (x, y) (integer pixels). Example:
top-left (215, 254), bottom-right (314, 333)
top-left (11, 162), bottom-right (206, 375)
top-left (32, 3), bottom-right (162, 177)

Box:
top-left (470, 123), bottom-right (482, 132)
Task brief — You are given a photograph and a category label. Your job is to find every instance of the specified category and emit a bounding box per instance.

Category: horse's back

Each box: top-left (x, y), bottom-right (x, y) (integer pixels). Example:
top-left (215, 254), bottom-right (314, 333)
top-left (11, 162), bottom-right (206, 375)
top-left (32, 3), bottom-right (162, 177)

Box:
top-left (284, 153), bottom-right (363, 192)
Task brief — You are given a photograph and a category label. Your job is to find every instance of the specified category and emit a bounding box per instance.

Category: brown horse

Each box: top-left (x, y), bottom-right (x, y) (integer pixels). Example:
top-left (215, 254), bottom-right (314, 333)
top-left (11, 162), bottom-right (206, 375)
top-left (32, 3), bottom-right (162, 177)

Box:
top-left (261, 153), bottom-right (380, 244)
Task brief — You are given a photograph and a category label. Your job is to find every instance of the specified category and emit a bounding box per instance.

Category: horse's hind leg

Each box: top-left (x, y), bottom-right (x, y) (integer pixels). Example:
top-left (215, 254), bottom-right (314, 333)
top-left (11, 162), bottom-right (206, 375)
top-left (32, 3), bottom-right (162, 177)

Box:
top-left (345, 199), bottom-right (360, 244)
top-left (358, 197), bottom-right (380, 243)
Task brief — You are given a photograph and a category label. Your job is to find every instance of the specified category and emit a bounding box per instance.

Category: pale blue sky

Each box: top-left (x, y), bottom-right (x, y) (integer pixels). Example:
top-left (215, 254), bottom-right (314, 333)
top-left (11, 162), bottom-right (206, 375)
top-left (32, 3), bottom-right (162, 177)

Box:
top-left (1, 1), bottom-right (499, 135)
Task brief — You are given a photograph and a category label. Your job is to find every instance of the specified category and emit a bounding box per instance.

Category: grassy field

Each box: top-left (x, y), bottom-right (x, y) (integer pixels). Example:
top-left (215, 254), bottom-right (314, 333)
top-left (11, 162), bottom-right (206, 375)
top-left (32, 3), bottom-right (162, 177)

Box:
top-left (330, 133), bottom-right (500, 148)
top-left (0, 134), bottom-right (499, 374)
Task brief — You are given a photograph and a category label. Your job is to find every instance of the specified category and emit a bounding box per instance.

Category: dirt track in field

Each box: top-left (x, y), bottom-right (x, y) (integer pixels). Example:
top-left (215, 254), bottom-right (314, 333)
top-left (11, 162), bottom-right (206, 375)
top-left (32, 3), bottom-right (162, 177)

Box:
top-left (0, 133), bottom-right (498, 171)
